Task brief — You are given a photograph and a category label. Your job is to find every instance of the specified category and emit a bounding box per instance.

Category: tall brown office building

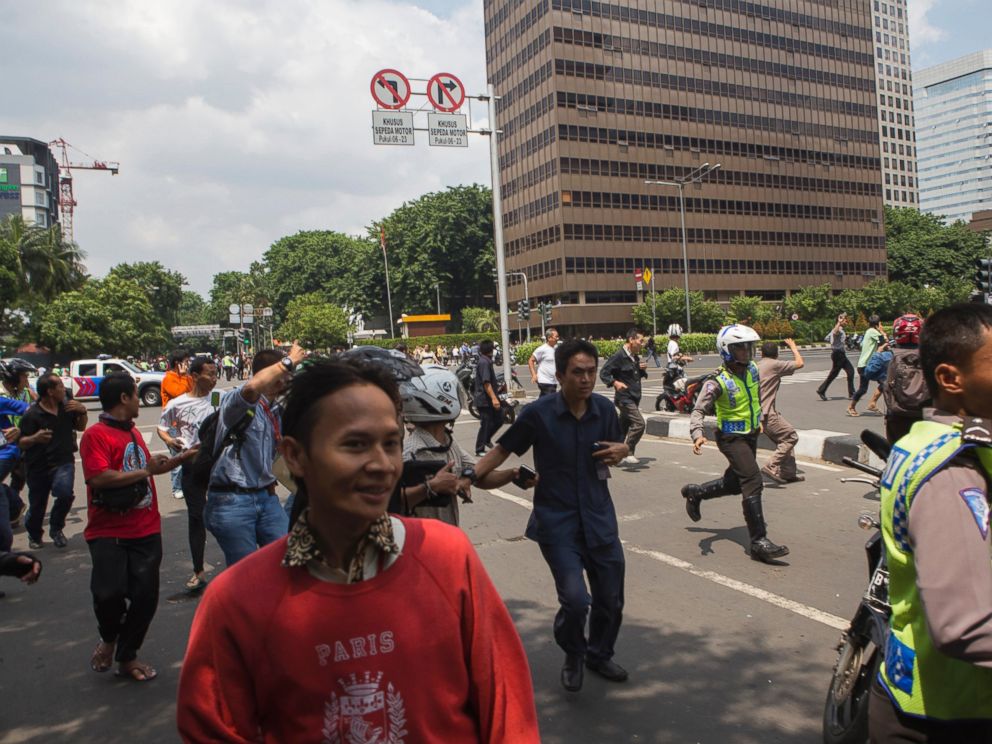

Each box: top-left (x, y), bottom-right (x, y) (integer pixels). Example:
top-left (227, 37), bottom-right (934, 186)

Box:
top-left (484, 0), bottom-right (886, 335)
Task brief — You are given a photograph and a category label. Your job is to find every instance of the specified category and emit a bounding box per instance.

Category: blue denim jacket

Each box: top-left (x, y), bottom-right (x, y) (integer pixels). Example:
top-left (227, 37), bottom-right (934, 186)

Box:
top-left (208, 388), bottom-right (280, 491)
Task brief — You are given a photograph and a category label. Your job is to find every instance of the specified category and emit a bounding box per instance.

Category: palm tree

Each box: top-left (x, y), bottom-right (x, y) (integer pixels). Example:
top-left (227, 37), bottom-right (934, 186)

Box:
top-left (0, 216), bottom-right (86, 301)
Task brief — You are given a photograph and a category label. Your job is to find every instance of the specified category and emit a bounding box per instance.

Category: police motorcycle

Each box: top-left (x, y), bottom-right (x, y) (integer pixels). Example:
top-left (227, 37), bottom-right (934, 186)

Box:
top-left (453, 356), bottom-right (519, 424)
top-left (822, 429), bottom-right (892, 744)
top-left (654, 360), bottom-right (713, 414)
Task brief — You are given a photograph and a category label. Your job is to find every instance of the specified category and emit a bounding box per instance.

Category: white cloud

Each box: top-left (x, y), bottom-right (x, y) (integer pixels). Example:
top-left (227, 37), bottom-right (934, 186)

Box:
top-left (908, 0), bottom-right (948, 49)
top-left (2, 0), bottom-right (491, 293)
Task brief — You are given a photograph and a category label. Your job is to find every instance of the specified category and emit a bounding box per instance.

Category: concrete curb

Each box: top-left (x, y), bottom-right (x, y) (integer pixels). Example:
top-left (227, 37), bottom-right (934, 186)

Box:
top-left (645, 413), bottom-right (865, 467)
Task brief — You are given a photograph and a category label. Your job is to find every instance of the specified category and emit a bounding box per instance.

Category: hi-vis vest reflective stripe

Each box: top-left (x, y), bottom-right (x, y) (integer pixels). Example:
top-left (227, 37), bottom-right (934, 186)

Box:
top-left (713, 363), bottom-right (760, 435)
top-left (879, 419), bottom-right (992, 720)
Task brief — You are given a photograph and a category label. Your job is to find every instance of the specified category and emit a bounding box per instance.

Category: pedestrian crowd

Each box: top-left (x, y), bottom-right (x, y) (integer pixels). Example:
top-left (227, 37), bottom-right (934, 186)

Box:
top-left (1, 303), bottom-right (988, 743)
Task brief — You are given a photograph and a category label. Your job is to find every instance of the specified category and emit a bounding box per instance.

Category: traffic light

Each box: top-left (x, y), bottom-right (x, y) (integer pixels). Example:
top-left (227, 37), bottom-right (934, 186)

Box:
top-left (542, 302), bottom-right (553, 323)
top-left (976, 258), bottom-right (992, 293)
top-left (518, 299), bottom-right (530, 320)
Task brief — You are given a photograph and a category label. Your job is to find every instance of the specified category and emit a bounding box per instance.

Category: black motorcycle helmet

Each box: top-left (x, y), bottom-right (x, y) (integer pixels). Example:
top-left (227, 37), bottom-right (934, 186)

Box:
top-left (0, 358), bottom-right (36, 386)
top-left (337, 346), bottom-right (423, 382)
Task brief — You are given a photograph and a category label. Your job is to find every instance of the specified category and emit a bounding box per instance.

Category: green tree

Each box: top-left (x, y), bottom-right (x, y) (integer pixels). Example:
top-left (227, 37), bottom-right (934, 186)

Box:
top-left (276, 293), bottom-right (351, 350)
top-left (0, 216), bottom-right (87, 302)
top-left (633, 289), bottom-right (725, 333)
top-left (783, 284), bottom-right (835, 321)
top-left (263, 231), bottom-right (378, 321)
top-left (372, 184), bottom-right (496, 319)
top-left (206, 266), bottom-right (271, 324)
top-left (108, 261), bottom-right (186, 328)
top-left (460, 306), bottom-right (500, 333)
top-left (38, 276), bottom-right (169, 357)
top-left (885, 206), bottom-right (989, 288)
top-left (178, 290), bottom-right (209, 326)
top-left (728, 295), bottom-right (772, 324)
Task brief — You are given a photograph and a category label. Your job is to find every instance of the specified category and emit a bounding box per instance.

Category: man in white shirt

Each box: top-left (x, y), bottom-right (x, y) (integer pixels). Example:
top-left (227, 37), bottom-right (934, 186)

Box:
top-left (528, 328), bottom-right (560, 397)
top-left (666, 324), bottom-right (692, 365)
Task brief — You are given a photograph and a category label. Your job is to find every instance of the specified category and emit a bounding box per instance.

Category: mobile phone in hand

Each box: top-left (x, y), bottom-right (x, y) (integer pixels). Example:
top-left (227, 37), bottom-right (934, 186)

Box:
top-left (513, 464), bottom-right (536, 488)
top-left (591, 442), bottom-right (608, 453)
top-left (210, 390), bottom-right (221, 407)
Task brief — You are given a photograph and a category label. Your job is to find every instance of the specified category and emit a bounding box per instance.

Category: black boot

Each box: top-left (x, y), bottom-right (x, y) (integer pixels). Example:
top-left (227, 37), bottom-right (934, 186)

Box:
top-left (742, 496), bottom-right (789, 563)
top-left (681, 479), bottom-right (732, 522)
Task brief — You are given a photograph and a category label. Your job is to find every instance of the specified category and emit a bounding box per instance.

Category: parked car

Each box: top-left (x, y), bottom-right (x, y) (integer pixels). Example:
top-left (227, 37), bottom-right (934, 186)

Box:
top-left (63, 356), bottom-right (165, 406)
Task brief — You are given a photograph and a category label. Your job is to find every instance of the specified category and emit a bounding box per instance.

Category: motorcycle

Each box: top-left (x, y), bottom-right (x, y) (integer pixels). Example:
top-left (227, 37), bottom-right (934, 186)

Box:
top-left (845, 333), bottom-right (864, 352)
top-left (454, 356), bottom-right (520, 424)
top-left (822, 429), bottom-right (891, 744)
top-left (654, 361), bottom-right (713, 414)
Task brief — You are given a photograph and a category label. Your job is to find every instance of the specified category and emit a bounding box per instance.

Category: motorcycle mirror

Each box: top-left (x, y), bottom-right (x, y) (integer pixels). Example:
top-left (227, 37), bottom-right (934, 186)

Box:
top-left (860, 429), bottom-right (891, 462)
top-left (858, 513), bottom-right (880, 531)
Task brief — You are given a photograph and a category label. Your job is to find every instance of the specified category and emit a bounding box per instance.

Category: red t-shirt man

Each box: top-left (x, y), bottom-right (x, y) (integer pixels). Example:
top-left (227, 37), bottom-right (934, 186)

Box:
top-left (80, 418), bottom-right (160, 540)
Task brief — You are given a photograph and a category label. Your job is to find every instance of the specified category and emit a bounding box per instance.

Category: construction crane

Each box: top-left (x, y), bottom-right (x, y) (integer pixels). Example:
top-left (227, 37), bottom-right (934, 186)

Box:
top-left (48, 138), bottom-right (119, 242)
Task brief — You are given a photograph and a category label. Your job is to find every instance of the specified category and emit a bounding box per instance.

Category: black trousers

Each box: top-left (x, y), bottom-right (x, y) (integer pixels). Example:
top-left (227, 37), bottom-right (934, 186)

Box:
top-left (715, 431), bottom-right (763, 500)
top-left (538, 383), bottom-right (558, 397)
top-left (868, 678), bottom-right (992, 743)
top-left (88, 533), bottom-right (162, 663)
top-left (180, 468), bottom-right (207, 575)
top-left (474, 406), bottom-right (503, 454)
top-left (818, 349), bottom-right (856, 397)
top-left (539, 537), bottom-right (625, 663)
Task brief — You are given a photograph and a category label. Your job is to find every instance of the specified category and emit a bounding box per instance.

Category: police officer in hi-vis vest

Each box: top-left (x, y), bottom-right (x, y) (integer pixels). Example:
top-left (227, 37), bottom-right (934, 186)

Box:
top-left (868, 303), bottom-right (992, 742)
top-left (681, 325), bottom-right (789, 564)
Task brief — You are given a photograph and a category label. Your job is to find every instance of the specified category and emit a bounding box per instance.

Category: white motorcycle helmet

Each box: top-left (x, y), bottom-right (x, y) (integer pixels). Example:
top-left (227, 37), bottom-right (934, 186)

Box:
top-left (666, 323), bottom-right (683, 338)
top-left (401, 364), bottom-right (462, 422)
top-left (716, 324), bottom-right (761, 364)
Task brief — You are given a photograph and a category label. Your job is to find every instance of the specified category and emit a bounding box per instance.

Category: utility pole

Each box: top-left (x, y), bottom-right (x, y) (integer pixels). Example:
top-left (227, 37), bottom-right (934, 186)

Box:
top-left (484, 84), bottom-right (512, 383)
top-left (379, 226), bottom-right (395, 338)
top-left (645, 162), bottom-right (721, 334)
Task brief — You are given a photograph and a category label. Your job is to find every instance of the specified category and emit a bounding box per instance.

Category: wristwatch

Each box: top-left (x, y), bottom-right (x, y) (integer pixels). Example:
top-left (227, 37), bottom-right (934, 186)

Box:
top-left (460, 466), bottom-right (478, 484)
top-left (280, 357), bottom-right (295, 372)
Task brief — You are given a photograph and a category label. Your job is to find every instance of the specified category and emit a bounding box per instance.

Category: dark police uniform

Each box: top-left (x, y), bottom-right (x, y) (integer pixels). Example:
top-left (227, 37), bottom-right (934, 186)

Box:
top-left (498, 391), bottom-right (625, 664)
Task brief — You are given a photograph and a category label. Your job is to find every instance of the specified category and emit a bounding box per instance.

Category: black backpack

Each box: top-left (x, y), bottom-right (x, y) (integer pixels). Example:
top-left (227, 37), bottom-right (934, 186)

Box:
top-left (188, 409), bottom-right (255, 488)
top-left (883, 348), bottom-right (929, 419)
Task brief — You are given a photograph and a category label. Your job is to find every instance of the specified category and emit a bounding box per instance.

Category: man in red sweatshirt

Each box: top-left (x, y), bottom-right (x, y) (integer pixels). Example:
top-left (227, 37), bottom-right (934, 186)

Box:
top-left (177, 359), bottom-right (539, 743)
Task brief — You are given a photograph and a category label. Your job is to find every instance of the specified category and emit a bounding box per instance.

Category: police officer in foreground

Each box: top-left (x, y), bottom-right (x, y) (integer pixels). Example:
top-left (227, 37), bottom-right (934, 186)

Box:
top-left (681, 325), bottom-right (789, 564)
top-left (868, 303), bottom-right (992, 741)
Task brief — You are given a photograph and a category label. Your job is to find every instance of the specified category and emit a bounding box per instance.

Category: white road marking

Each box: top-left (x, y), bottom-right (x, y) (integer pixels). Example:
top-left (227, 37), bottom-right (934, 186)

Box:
top-left (486, 485), bottom-right (849, 631)
top-left (488, 488), bottom-right (534, 510)
top-left (623, 544), bottom-right (848, 630)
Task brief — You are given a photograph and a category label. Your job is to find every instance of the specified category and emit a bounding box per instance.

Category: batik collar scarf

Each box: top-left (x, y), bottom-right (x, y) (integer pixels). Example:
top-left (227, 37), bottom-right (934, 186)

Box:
top-left (283, 508), bottom-right (398, 583)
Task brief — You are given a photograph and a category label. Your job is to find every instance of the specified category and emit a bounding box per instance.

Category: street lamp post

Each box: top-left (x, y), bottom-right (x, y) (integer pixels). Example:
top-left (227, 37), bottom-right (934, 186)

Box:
top-left (434, 283), bottom-right (441, 314)
top-left (645, 162), bottom-right (721, 334)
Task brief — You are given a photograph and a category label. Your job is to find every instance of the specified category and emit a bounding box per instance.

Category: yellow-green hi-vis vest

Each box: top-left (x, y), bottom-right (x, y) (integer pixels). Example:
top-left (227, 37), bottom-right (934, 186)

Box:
top-left (879, 418), bottom-right (992, 720)
top-left (714, 362), bottom-right (760, 435)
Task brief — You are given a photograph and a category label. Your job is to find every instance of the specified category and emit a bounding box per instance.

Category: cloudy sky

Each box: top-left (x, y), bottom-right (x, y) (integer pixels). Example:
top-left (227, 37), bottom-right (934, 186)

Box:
top-left (3, 0), bottom-right (989, 295)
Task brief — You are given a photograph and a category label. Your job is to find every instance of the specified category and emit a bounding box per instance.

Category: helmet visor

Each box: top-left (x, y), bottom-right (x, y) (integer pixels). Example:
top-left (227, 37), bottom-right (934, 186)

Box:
top-left (727, 342), bottom-right (754, 363)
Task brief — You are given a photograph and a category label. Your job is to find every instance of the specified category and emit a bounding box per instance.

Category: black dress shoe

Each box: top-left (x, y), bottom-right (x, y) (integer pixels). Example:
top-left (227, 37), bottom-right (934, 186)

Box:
top-left (816, 390), bottom-right (828, 401)
top-left (561, 654), bottom-right (583, 692)
top-left (750, 537), bottom-right (790, 563)
top-left (585, 657), bottom-right (628, 682)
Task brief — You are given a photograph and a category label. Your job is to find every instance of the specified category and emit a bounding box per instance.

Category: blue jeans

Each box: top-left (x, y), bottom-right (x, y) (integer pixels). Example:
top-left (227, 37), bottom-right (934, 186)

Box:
top-left (167, 439), bottom-right (184, 495)
top-left (204, 487), bottom-right (288, 566)
top-left (25, 462), bottom-right (75, 542)
top-left (0, 457), bottom-right (25, 522)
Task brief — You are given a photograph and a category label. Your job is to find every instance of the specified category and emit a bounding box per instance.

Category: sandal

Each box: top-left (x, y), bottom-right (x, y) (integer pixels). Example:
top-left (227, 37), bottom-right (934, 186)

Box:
top-left (116, 660), bottom-right (157, 682)
top-left (847, 409), bottom-right (860, 417)
top-left (866, 405), bottom-right (881, 414)
top-left (185, 574), bottom-right (209, 593)
top-left (91, 641), bottom-right (115, 673)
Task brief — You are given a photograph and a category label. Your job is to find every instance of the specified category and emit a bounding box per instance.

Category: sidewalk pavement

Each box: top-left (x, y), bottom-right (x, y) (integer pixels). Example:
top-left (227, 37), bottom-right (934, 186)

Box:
top-left (645, 412), bottom-right (883, 469)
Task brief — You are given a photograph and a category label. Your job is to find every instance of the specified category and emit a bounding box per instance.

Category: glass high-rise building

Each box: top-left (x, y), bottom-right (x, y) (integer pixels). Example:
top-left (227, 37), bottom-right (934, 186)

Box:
top-left (915, 50), bottom-right (992, 224)
top-left (484, 0), bottom-right (886, 335)
top-left (870, 0), bottom-right (918, 206)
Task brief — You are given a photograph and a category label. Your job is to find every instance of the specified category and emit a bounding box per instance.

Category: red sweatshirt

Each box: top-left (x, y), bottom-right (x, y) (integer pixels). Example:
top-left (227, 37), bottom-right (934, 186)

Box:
top-left (177, 518), bottom-right (539, 744)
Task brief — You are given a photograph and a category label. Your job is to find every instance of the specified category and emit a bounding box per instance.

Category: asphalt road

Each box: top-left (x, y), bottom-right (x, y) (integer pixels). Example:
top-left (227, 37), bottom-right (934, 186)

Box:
top-left (0, 375), bottom-right (879, 744)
